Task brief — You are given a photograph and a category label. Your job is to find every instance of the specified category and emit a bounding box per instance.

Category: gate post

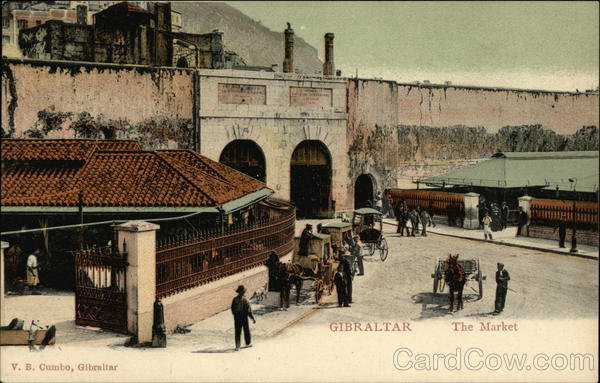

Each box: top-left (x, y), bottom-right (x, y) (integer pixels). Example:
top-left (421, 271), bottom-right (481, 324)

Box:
top-left (115, 221), bottom-right (160, 343)
top-left (1, 241), bottom-right (8, 298)
top-left (463, 192), bottom-right (480, 229)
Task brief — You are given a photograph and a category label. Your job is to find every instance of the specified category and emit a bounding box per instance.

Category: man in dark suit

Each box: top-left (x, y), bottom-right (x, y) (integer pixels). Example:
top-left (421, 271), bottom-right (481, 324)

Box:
top-left (231, 285), bottom-right (256, 351)
top-left (494, 263), bottom-right (510, 314)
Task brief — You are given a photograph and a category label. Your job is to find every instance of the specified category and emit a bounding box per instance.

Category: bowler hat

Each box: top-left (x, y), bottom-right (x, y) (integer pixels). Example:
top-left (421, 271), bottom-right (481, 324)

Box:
top-left (235, 285), bottom-right (246, 294)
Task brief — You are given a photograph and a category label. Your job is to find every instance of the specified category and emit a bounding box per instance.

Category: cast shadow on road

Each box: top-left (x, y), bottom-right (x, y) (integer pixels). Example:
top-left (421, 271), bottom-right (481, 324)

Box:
top-left (411, 292), bottom-right (480, 320)
top-left (193, 347), bottom-right (238, 354)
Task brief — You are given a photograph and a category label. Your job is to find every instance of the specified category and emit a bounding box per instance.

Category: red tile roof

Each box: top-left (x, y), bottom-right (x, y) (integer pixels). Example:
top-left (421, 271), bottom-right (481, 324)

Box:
top-left (1, 139), bottom-right (142, 161)
top-left (1, 140), bottom-right (267, 209)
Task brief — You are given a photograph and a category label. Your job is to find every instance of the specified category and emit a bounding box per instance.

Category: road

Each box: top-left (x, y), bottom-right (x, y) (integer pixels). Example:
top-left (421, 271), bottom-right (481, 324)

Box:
top-left (291, 224), bottom-right (598, 323)
top-left (2, 224), bottom-right (597, 382)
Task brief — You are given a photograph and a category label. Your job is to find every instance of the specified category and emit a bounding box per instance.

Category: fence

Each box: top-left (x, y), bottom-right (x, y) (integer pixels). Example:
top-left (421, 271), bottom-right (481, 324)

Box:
top-left (530, 199), bottom-right (598, 230)
top-left (155, 199), bottom-right (295, 299)
top-left (387, 189), bottom-right (465, 217)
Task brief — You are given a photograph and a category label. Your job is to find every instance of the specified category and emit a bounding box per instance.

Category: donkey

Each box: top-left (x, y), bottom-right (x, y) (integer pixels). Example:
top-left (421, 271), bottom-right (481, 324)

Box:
top-left (444, 254), bottom-right (466, 311)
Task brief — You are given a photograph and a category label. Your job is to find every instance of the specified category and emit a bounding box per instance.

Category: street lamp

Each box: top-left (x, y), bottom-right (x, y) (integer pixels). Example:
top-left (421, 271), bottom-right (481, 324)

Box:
top-left (569, 178), bottom-right (578, 253)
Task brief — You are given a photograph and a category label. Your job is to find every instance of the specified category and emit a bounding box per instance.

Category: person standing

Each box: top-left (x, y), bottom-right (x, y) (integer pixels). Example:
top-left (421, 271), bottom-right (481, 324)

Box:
top-left (501, 202), bottom-right (509, 230)
top-left (374, 191), bottom-right (383, 213)
top-left (277, 263), bottom-right (291, 309)
top-left (494, 263), bottom-right (510, 314)
top-left (26, 249), bottom-right (40, 294)
top-left (298, 224), bottom-right (314, 257)
top-left (394, 203), bottom-right (402, 234)
top-left (554, 214), bottom-right (568, 248)
top-left (482, 213), bottom-right (493, 240)
top-left (333, 265), bottom-right (350, 307)
top-left (346, 233), bottom-right (364, 276)
top-left (340, 256), bottom-right (353, 303)
top-left (516, 207), bottom-right (528, 237)
top-left (231, 285), bottom-right (256, 351)
top-left (427, 205), bottom-right (436, 228)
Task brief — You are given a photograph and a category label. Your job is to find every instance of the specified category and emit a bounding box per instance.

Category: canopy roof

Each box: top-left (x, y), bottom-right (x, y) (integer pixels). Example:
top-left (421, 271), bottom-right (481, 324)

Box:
top-left (353, 208), bottom-right (383, 215)
top-left (421, 151), bottom-right (598, 192)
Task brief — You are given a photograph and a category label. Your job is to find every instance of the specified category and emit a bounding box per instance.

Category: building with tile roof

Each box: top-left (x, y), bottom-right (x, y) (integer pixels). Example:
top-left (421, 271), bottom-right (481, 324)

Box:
top-left (0, 138), bottom-right (275, 290)
top-left (1, 139), bottom-right (271, 213)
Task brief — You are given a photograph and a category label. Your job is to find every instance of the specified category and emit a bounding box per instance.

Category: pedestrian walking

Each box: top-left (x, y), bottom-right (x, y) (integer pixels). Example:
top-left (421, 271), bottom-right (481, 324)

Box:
top-left (419, 207), bottom-right (431, 236)
top-left (482, 213), bottom-right (493, 240)
top-left (231, 285), bottom-right (256, 351)
top-left (427, 205), bottom-right (436, 228)
top-left (554, 214), bottom-right (568, 248)
top-left (493, 263), bottom-right (510, 314)
top-left (501, 202), bottom-right (509, 230)
top-left (333, 265), bottom-right (350, 307)
top-left (409, 208), bottom-right (420, 236)
top-left (26, 249), bottom-right (40, 294)
top-left (516, 207), bottom-right (528, 237)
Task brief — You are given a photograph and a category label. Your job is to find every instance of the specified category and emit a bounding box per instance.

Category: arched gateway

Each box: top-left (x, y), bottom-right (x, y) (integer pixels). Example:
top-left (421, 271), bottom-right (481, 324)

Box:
top-left (219, 140), bottom-right (266, 182)
top-left (290, 140), bottom-right (333, 218)
top-left (355, 174), bottom-right (375, 209)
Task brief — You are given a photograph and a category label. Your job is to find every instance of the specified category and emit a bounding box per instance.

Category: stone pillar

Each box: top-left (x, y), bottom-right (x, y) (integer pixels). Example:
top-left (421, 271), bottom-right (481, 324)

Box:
top-left (115, 221), bottom-right (160, 343)
top-left (518, 195), bottom-right (534, 236)
top-left (283, 23), bottom-right (294, 73)
top-left (463, 192), bottom-right (480, 229)
top-left (323, 33), bottom-right (335, 76)
top-left (1, 241), bottom-right (8, 298)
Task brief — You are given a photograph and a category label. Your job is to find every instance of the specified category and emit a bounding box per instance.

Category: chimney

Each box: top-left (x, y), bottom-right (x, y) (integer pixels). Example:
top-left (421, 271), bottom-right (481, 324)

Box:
top-left (76, 4), bottom-right (87, 25)
top-left (323, 33), bottom-right (334, 76)
top-left (283, 23), bottom-right (294, 73)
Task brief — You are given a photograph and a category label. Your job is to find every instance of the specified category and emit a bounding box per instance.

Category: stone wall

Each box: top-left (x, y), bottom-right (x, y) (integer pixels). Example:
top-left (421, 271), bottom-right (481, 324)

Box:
top-left (528, 225), bottom-right (598, 247)
top-left (1, 59), bottom-right (194, 149)
top-left (345, 79), bottom-right (599, 203)
top-left (199, 70), bottom-right (349, 211)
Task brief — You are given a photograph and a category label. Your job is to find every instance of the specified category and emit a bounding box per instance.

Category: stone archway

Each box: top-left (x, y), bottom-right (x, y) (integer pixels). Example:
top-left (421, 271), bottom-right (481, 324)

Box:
top-left (354, 174), bottom-right (375, 209)
top-left (290, 140), bottom-right (332, 218)
top-left (219, 140), bottom-right (266, 182)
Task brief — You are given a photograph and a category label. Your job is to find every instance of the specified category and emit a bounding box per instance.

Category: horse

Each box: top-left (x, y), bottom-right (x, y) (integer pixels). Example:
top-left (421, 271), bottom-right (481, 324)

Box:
top-left (277, 263), bottom-right (304, 307)
top-left (444, 254), bottom-right (466, 311)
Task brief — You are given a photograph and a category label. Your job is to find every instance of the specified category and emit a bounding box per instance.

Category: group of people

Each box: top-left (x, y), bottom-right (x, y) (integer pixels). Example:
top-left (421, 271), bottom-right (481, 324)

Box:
top-left (480, 204), bottom-right (529, 241)
top-left (393, 201), bottom-right (435, 237)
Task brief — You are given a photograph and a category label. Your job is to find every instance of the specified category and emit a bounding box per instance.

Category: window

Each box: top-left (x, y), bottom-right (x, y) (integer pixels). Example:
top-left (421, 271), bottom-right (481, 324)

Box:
top-left (35, 20), bottom-right (42, 26)
top-left (17, 19), bottom-right (28, 29)
top-left (2, 16), bottom-right (10, 29)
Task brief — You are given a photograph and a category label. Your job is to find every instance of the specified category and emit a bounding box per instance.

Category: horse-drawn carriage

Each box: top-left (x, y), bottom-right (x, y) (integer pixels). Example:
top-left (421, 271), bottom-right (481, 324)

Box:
top-left (431, 256), bottom-right (485, 299)
top-left (291, 232), bottom-right (338, 303)
top-left (322, 221), bottom-right (359, 279)
top-left (352, 208), bottom-right (389, 261)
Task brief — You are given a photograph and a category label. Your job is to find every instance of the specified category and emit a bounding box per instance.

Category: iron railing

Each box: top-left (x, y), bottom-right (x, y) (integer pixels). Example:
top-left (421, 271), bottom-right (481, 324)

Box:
top-left (530, 199), bottom-right (598, 229)
top-left (155, 199), bottom-right (295, 298)
top-left (387, 189), bottom-right (464, 217)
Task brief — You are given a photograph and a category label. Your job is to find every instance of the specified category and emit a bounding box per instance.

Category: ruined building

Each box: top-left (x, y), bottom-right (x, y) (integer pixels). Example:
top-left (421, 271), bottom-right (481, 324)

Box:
top-left (17, 1), bottom-right (244, 69)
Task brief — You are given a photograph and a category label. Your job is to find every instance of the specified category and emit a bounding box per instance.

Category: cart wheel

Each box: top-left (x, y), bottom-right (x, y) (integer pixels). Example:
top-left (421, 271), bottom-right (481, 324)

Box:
top-left (314, 279), bottom-right (324, 304)
top-left (367, 243), bottom-right (375, 256)
top-left (379, 239), bottom-right (388, 261)
top-left (477, 259), bottom-right (483, 299)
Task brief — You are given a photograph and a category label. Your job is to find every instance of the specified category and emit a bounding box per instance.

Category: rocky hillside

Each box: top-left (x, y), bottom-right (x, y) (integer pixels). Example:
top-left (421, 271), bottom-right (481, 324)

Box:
top-left (172, 2), bottom-right (323, 74)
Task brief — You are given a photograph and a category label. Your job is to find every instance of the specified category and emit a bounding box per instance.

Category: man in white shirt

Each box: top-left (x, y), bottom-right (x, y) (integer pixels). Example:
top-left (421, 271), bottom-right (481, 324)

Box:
top-left (26, 249), bottom-right (40, 293)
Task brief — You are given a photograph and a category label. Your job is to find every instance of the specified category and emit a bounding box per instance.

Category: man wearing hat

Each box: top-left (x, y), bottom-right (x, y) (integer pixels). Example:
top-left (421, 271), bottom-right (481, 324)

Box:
top-left (231, 285), bottom-right (256, 351)
top-left (26, 249), bottom-right (41, 294)
top-left (494, 263), bottom-right (510, 314)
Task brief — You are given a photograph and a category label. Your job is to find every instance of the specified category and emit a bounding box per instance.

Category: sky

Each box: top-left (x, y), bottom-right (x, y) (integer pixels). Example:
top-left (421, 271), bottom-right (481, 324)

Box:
top-left (228, 1), bottom-right (599, 92)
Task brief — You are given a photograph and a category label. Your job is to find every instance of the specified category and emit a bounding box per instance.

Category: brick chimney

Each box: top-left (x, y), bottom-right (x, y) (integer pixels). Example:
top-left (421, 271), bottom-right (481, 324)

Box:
top-left (323, 33), bottom-right (334, 76)
top-left (76, 4), bottom-right (87, 25)
top-left (283, 22), bottom-right (294, 73)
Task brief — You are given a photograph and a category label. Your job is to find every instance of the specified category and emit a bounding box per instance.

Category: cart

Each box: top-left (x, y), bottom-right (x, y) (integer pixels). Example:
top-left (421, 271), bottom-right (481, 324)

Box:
top-left (431, 257), bottom-right (486, 299)
top-left (352, 208), bottom-right (389, 261)
top-left (293, 232), bottom-right (338, 303)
